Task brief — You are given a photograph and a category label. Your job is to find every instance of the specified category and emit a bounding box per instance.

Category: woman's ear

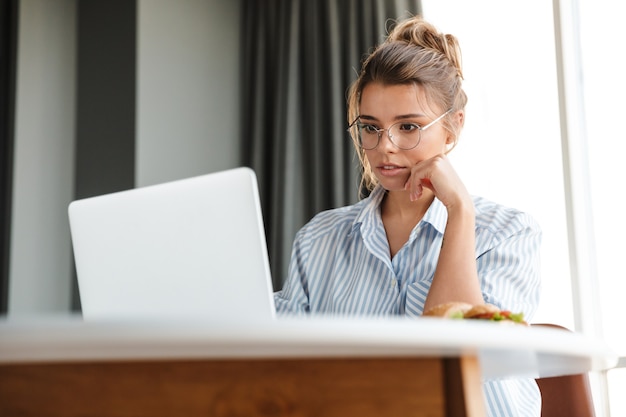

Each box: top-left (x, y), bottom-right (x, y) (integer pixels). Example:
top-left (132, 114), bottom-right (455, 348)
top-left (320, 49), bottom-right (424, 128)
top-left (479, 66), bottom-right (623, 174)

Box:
top-left (457, 110), bottom-right (465, 128)
top-left (450, 109), bottom-right (465, 132)
top-left (445, 110), bottom-right (464, 148)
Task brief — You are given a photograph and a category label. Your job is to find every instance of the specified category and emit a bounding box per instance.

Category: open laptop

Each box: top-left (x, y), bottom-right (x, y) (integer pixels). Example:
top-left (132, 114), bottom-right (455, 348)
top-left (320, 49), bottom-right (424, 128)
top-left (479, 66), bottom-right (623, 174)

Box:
top-left (68, 167), bottom-right (276, 321)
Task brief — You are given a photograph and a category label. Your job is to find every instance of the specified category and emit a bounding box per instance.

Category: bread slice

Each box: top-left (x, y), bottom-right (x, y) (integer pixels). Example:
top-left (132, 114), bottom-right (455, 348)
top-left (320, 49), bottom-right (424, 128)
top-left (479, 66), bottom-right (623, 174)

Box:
top-left (423, 301), bottom-right (473, 318)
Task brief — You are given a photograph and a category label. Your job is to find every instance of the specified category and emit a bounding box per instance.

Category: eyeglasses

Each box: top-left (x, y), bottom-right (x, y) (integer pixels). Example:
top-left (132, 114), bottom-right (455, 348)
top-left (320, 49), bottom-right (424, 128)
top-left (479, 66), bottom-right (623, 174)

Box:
top-left (347, 109), bottom-right (452, 150)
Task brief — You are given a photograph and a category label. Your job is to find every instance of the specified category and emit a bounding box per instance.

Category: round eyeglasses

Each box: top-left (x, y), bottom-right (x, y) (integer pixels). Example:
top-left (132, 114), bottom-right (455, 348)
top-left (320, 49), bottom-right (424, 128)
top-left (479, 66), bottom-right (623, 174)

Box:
top-left (347, 109), bottom-right (452, 150)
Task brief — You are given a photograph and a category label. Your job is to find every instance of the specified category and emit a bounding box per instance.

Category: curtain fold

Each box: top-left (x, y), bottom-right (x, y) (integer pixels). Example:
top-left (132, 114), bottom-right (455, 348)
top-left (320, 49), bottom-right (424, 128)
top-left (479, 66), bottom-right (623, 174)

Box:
top-left (241, 0), bottom-right (422, 289)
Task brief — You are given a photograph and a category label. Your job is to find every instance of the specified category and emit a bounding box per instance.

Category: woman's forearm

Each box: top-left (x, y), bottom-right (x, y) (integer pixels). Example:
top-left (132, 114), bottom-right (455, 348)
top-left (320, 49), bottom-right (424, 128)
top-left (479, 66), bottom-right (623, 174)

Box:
top-left (423, 202), bottom-right (483, 311)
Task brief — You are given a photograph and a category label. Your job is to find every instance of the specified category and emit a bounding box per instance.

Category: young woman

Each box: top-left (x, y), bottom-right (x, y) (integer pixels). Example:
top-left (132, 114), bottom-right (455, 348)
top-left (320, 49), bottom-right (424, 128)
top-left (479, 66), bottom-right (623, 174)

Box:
top-left (274, 16), bottom-right (542, 417)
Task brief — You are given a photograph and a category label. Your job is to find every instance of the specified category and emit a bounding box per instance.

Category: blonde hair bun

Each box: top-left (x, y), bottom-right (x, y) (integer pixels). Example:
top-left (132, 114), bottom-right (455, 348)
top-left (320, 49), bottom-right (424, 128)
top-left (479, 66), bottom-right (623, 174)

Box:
top-left (387, 16), bottom-right (463, 79)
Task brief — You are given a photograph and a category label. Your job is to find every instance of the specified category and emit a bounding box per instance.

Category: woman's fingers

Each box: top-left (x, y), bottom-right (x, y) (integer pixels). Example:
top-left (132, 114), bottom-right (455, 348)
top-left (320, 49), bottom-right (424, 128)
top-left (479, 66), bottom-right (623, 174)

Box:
top-left (405, 154), bottom-right (468, 207)
top-left (405, 179), bottom-right (431, 201)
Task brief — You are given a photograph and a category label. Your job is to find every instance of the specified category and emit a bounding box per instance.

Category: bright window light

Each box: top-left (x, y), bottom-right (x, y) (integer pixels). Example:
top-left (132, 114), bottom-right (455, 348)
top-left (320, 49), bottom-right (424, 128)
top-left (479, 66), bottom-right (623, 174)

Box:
top-left (421, 0), bottom-right (572, 328)
top-left (422, 0), bottom-right (623, 414)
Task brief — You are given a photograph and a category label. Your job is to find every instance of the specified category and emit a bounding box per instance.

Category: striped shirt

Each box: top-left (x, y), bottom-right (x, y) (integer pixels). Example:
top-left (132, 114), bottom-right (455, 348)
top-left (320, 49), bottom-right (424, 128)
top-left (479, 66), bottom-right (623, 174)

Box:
top-left (275, 185), bottom-right (542, 417)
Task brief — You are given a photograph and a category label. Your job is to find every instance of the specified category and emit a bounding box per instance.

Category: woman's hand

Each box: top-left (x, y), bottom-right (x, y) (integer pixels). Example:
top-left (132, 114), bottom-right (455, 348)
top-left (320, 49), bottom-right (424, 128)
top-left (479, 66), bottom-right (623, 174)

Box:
top-left (404, 153), bottom-right (473, 212)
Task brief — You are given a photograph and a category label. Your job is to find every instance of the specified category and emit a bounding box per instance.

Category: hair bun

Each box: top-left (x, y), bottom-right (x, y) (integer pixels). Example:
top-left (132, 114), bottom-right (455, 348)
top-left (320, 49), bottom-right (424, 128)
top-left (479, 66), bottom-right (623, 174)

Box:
top-left (387, 16), bottom-right (463, 79)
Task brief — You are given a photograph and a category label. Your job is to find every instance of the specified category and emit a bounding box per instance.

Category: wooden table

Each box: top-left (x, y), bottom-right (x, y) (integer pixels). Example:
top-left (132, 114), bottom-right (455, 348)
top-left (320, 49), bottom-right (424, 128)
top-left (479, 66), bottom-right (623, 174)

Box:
top-left (0, 315), bottom-right (618, 417)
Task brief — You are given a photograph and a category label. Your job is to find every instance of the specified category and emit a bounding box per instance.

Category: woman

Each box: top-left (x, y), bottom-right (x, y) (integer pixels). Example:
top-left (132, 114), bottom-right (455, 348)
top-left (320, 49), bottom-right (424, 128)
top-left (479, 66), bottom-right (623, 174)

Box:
top-left (274, 15), bottom-right (542, 417)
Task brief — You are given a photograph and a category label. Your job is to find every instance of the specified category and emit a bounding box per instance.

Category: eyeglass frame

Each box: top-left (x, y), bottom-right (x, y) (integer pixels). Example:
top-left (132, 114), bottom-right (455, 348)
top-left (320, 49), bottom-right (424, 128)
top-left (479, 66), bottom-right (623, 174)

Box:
top-left (347, 109), bottom-right (452, 150)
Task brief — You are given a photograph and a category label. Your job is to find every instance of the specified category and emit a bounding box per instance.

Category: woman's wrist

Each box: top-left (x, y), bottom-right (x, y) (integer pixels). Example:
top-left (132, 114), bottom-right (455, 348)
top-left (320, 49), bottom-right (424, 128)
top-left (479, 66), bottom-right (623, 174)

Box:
top-left (445, 197), bottom-right (475, 223)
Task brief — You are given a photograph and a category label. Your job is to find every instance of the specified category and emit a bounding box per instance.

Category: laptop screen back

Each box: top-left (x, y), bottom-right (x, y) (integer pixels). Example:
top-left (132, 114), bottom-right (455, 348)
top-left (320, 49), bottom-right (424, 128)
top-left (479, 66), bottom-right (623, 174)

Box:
top-left (68, 167), bottom-right (276, 321)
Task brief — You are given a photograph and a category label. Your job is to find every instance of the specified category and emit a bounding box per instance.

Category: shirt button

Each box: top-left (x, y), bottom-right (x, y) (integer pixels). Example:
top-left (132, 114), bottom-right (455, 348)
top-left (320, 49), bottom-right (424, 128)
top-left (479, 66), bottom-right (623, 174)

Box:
top-left (391, 278), bottom-right (397, 288)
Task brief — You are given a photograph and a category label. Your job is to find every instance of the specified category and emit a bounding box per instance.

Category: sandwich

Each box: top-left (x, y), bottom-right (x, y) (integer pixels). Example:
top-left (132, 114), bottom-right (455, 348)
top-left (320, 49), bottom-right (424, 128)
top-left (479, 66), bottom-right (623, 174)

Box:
top-left (423, 302), bottom-right (527, 325)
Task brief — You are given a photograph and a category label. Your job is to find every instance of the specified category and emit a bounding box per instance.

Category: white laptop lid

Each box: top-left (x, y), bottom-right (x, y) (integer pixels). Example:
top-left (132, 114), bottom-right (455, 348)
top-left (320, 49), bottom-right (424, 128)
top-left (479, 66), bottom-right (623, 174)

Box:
top-left (68, 167), bottom-right (276, 321)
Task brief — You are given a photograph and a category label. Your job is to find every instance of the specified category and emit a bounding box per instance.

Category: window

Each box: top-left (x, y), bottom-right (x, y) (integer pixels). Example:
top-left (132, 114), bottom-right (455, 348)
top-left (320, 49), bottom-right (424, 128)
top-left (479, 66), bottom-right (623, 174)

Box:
top-left (579, 1), bottom-right (626, 415)
top-left (421, 1), bottom-right (572, 327)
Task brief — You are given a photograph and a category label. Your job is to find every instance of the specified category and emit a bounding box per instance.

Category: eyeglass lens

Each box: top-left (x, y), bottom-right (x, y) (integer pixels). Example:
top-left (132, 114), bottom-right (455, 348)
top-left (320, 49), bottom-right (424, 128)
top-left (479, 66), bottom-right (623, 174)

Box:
top-left (358, 122), bottom-right (421, 150)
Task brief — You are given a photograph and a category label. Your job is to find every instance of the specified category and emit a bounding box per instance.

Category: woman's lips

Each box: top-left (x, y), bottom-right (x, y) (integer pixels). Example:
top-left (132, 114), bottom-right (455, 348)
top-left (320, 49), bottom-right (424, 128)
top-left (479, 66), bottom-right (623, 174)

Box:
top-left (377, 164), bottom-right (405, 176)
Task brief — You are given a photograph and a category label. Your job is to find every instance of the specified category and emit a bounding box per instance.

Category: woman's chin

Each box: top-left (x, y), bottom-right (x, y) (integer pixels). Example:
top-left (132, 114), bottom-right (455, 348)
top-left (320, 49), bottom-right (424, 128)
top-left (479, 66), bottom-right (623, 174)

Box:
top-left (377, 178), bottom-right (408, 193)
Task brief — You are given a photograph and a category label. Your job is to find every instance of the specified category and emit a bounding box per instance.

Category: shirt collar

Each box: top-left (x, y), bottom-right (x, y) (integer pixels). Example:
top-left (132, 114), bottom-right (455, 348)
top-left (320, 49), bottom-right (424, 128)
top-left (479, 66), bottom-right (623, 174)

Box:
top-left (421, 196), bottom-right (448, 235)
top-left (350, 185), bottom-right (385, 235)
top-left (352, 185), bottom-right (449, 236)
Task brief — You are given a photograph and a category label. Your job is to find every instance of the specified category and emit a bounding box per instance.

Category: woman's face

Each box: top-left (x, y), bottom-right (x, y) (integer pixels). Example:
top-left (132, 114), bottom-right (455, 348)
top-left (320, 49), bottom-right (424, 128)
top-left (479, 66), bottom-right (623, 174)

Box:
top-left (358, 82), bottom-right (453, 192)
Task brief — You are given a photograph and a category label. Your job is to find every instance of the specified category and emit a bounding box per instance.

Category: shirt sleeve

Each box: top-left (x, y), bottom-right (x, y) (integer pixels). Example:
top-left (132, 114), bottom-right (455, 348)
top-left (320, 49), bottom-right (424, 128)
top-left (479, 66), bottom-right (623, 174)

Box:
top-left (476, 210), bottom-right (542, 321)
top-left (273, 227), bottom-right (311, 315)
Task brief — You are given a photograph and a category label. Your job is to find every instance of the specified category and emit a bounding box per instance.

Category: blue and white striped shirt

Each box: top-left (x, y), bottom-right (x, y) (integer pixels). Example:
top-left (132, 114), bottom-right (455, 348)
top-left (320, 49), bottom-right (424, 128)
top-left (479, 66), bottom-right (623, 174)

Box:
top-left (275, 185), bottom-right (542, 417)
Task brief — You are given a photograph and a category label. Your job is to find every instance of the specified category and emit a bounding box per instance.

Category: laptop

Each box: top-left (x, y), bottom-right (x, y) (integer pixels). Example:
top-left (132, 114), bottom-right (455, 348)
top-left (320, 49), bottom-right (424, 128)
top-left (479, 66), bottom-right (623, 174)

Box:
top-left (68, 167), bottom-right (276, 321)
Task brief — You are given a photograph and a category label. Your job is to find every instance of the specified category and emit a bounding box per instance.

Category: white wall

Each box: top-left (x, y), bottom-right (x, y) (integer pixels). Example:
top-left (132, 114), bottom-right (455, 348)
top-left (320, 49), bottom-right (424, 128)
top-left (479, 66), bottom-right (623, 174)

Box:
top-left (8, 0), bottom-right (242, 314)
top-left (136, 0), bottom-right (241, 187)
top-left (9, 0), bottom-right (77, 315)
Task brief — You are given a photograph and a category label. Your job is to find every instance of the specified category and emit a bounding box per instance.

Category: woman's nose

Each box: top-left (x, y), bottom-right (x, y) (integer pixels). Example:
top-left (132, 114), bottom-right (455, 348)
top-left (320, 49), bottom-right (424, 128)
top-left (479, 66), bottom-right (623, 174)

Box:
top-left (377, 130), bottom-right (397, 152)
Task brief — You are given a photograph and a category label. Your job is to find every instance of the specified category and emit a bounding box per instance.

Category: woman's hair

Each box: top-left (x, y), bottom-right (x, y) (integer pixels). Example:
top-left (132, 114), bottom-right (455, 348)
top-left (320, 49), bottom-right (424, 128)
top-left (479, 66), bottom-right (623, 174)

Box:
top-left (347, 16), bottom-right (468, 192)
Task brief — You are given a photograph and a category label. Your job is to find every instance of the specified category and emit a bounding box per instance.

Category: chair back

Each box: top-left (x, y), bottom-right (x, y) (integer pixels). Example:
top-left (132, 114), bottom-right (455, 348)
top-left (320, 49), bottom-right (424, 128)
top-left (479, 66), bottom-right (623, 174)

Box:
top-left (533, 323), bottom-right (596, 417)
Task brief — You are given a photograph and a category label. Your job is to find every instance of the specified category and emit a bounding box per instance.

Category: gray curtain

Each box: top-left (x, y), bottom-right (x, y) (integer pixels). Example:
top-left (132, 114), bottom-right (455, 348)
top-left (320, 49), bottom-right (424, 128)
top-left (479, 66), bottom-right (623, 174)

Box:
top-left (241, 0), bottom-right (422, 289)
top-left (0, 0), bottom-right (18, 313)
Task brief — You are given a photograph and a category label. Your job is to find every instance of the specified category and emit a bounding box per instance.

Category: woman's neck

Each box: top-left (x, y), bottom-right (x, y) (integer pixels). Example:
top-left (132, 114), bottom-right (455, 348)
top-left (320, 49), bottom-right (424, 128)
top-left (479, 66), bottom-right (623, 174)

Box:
top-left (380, 189), bottom-right (435, 258)
top-left (382, 189), bottom-right (435, 222)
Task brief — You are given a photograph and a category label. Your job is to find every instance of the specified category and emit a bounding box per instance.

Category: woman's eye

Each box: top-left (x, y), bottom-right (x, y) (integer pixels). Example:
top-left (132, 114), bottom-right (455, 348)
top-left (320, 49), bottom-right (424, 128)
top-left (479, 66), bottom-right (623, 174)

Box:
top-left (361, 124), bottom-right (379, 134)
top-left (398, 123), bottom-right (420, 132)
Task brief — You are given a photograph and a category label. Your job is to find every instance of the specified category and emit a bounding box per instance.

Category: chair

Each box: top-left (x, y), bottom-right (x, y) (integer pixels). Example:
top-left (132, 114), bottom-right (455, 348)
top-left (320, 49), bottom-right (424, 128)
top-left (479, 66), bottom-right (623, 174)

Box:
top-left (533, 323), bottom-right (596, 417)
